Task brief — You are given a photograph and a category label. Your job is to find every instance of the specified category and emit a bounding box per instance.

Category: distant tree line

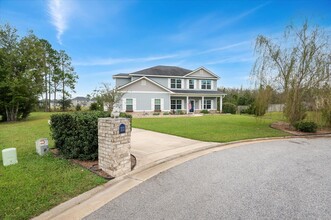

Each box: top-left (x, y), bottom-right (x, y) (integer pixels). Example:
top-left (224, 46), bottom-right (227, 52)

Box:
top-left (0, 23), bottom-right (78, 121)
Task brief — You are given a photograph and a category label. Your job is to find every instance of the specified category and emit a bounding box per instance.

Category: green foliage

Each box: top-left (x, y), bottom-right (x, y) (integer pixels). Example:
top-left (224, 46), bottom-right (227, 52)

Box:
top-left (240, 105), bottom-right (255, 115)
top-left (294, 121), bottom-right (318, 133)
top-left (253, 85), bottom-right (272, 116)
top-left (153, 112), bottom-right (160, 116)
top-left (163, 112), bottom-right (170, 115)
top-left (200, 109), bottom-right (209, 114)
top-left (89, 102), bottom-right (102, 111)
top-left (50, 111), bottom-right (110, 160)
top-left (322, 107), bottom-right (331, 127)
top-left (75, 104), bottom-right (81, 111)
top-left (119, 112), bottom-right (132, 130)
top-left (222, 102), bottom-right (236, 114)
top-left (221, 88), bottom-right (255, 106)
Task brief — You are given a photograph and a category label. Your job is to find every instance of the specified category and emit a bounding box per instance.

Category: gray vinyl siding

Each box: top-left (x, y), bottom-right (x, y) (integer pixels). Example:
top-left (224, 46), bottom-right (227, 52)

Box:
top-left (122, 93), bottom-right (170, 111)
top-left (116, 78), bottom-right (130, 87)
top-left (147, 77), bottom-right (169, 88)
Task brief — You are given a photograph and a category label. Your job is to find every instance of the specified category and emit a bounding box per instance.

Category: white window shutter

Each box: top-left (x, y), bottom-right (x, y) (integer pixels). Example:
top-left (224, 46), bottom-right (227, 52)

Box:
top-left (151, 98), bottom-right (155, 111)
top-left (122, 99), bottom-right (126, 111)
top-left (161, 98), bottom-right (164, 111)
top-left (133, 98), bottom-right (137, 111)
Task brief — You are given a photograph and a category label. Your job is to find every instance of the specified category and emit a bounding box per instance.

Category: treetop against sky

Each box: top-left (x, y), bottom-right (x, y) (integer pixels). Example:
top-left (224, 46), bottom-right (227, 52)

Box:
top-left (1, 0), bottom-right (330, 96)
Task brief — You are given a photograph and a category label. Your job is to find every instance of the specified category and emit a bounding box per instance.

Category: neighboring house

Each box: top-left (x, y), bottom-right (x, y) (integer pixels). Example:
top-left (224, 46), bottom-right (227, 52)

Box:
top-left (71, 96), bottom-right (95, 107)
top-left (113, 65), bottom-right (226, 114)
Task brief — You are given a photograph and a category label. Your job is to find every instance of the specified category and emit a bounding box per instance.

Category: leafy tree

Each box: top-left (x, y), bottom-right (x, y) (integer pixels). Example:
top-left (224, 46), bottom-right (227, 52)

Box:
top-left (0, 24), bottom-right (44, 121)
top-left (253, 85), bottom-right (273, 116)
top-left (58, 50), bottom-right (78, 111)
top-left (251, 21), bottom-right (331, 125)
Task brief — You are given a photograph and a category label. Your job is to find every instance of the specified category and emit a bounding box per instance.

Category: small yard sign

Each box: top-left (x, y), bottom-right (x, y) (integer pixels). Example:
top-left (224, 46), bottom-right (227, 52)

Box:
top-left (119, 124), bottom-right (126, 134)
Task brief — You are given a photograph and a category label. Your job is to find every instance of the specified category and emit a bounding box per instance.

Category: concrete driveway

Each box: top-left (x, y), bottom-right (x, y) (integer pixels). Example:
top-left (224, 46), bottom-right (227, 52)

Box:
top-left (131, 128), bottom-right (220, 169)
top-left (86, 137), bottom-right (331, 220)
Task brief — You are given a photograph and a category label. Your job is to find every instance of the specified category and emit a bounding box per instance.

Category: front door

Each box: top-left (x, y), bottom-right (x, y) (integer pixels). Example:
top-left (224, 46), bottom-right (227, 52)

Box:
top-left (189, 100), bottom-right (194, 112)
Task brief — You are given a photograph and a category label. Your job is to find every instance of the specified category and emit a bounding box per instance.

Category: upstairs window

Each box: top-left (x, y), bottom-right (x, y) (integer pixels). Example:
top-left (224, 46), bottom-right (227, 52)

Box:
top-left (171, 79), bottom-right (182, 89)
top-left (189, 79), bottom-right (195, 89)
top-left (201, 80), bottom-right (211, 89)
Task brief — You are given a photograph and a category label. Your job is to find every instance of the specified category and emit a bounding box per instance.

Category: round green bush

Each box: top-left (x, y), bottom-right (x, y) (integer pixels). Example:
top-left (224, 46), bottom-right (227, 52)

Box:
top-left (222, 102), bottom-right (236, 114)
top-left (294, 121), bottom-right (318, 133)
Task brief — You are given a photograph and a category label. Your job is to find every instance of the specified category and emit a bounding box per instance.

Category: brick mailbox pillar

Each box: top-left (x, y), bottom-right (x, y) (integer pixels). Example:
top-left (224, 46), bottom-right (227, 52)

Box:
top-left (98, 118), bottom-right (131, 177)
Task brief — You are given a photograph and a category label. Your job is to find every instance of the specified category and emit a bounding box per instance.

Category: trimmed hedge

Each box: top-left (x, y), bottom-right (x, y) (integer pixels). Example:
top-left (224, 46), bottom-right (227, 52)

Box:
top-left (294, 121), bottom-right (318, 133)
top-left (222, 102), bottom-right (236, 114)
top-left (50, 111), bottom-right (110, 160)
top-left (200, 110), bottom-right (209, 114)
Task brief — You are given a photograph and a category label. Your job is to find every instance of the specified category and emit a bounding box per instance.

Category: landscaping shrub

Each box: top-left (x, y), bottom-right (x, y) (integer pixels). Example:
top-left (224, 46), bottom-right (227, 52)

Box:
top-left (322, 108), bottom-right (331, 127)
top-left (200, 110), bottom-right (209, 114)
top-left (176, 110), bottom-right (184, 115)
top-left (163, 112), bottom-right (169, 115)
top-left (294, 121), bottom-right (318, 133)
top-left (153, 112), bottom-right (160, 116)
top-left (76, 104), bottom-right (81, 111)
top-left (222, 102), bottom-right (236, 114)
top-left (50, 111), bottom-right (110, 160)
top-left (119, 112), bottom-right (132, 130)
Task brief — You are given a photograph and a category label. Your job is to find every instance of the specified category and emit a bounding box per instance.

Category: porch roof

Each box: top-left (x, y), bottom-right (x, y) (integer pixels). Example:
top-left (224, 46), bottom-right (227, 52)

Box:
top-left (170, 90), bottom-right (226, 96)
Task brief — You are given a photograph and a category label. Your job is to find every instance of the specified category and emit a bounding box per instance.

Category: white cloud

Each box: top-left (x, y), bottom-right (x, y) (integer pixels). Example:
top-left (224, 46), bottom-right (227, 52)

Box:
top-left (47, 0), bottom-right (74, 44)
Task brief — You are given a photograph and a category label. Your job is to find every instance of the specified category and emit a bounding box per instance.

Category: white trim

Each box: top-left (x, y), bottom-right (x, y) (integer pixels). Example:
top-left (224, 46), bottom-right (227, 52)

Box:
top-left (151, 98), bottom-right (155, 111)
top-left (184, 66), bottom-right (219, 79)
top-left (118, 76), bottom-right (173, 93)
top-left (161, 98), bottom-right (164, 111)
top-left (133, 98), bottom-right (137, 111)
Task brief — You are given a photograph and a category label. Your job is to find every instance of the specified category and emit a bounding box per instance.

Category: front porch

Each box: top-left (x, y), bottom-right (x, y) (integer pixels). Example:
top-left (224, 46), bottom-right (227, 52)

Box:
top-left (170, 94), bottom-right (224, 114)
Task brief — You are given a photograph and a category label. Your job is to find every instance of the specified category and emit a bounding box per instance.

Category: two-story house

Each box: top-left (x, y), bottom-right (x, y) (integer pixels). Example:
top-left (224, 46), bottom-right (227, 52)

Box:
top-left (113, 65), bottom-right (226, 114)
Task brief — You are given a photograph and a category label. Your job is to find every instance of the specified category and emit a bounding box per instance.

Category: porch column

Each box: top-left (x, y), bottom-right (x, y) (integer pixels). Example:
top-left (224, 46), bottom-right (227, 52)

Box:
top-left (186, 96), bottom-right (189, 114)
top-left (202, 96), bottom-right (204, 110)
top-left (219, 96), bottom-right (223, 113)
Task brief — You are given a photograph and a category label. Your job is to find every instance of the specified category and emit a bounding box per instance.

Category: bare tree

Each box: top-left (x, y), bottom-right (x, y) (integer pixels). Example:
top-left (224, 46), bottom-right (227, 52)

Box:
top-left (251, 20), bottom-right (331, 125)
top-left (93, 83), bottom-right (124, 113)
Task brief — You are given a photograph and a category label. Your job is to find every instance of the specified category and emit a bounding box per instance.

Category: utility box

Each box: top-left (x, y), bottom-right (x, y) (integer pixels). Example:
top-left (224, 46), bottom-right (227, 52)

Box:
top-left (35, 138), bottom-right (49, 156)
top-left (2, 148), bottom-right (18, 166)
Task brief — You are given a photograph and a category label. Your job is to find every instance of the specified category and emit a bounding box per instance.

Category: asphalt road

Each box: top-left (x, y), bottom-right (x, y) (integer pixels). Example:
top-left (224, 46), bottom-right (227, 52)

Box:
top-left (85, 137), bottom-right (331, 220)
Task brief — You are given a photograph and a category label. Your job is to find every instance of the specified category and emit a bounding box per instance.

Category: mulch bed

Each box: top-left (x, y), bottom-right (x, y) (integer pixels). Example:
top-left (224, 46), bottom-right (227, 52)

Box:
top-left (50, 149), bottom-right (136, 180)
top-left (270, 121), bottom-right (331, 136)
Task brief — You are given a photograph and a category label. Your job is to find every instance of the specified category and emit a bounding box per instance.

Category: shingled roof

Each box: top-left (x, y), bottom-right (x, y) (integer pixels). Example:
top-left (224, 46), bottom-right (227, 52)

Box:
top-left (113, 65), bottom-right (192, 77)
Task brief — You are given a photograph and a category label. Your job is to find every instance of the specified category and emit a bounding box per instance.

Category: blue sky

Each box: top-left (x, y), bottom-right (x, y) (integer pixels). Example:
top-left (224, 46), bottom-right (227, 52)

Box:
top-left (1, 0), bottom-right (331, 97)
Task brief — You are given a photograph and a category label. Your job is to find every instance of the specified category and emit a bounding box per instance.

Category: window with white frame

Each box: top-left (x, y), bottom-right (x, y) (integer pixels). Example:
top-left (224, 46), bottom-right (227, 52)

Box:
top-left (204, 99), bottom-right (212, 109)
top-left (171, 99), bottom-right (182, 110)
top-left (154, 99), bottom-right (161, 112)
top-left (171, 79), bottom-right (182, 89)
top-left (201, 80), bottom-right (211, 89)
top-left (189, 79), bottom-right (195, 89)
top-left (126, 99), bottom-right (133, 112)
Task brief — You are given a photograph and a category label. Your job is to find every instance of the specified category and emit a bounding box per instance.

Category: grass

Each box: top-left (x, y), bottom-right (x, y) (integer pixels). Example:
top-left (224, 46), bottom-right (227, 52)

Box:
top-left (0, 112), bottom-right (106, 220)
top-left (133, 113), bottom-right (289, 142)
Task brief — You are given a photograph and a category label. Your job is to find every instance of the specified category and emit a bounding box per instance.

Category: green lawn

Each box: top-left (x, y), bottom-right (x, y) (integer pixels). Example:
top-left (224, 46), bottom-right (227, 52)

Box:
top-left (133, 113), bottom-right (289, 142)
top-left (0, 112), bottom-right (106, 220)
